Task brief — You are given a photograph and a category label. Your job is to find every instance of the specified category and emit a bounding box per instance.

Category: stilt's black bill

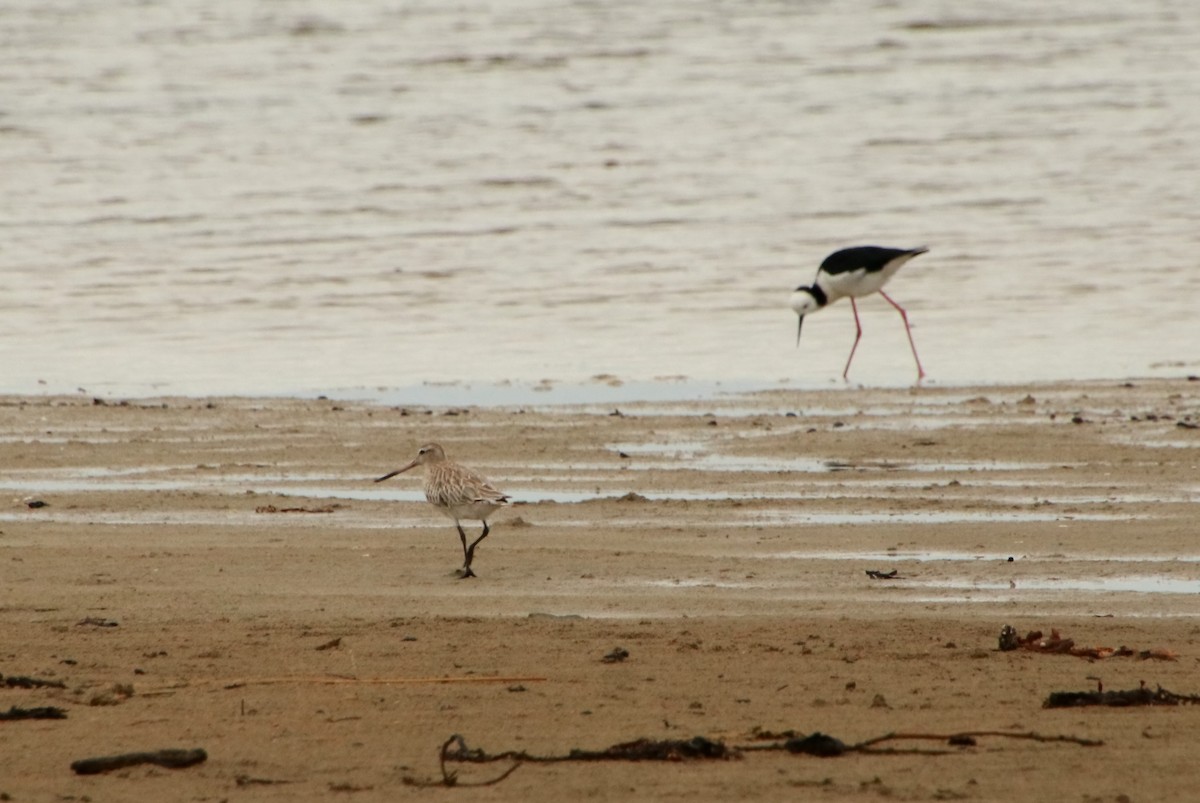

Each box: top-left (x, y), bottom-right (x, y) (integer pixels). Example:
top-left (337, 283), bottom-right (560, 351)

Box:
top-left (795, 316), bottom-right (804, 347)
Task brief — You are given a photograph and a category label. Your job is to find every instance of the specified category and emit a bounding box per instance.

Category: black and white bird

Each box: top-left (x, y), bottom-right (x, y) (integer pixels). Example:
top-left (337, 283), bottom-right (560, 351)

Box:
top-left (790, 245), bottom-right (927, 381)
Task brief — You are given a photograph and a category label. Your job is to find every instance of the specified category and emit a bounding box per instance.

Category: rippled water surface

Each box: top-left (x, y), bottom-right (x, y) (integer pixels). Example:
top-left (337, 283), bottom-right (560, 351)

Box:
top-left (3, 0), bottom-right (1198, 397)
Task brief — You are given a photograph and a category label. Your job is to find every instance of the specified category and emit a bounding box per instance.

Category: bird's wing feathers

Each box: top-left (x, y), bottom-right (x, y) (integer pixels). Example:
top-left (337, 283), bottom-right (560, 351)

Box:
top-left (429, 488), bottom-right (454, 508)
top-left (473, 483), bottom-right (511, 505)
top-left (819, 246), bottom-right (919, 276)
top-left (429, 464), bottom-right (509, 507)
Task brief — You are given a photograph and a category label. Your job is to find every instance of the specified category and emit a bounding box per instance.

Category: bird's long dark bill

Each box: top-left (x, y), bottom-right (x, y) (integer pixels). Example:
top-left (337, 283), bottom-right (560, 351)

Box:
top-left (795, 316), bottom-right (804, 347)
top-left (374, 461), bottom-right (417, 483)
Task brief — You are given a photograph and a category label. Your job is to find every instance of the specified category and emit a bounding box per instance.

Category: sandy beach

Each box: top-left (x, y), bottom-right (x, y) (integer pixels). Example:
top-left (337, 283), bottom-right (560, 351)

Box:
top-left (3, 378), bottom-right (1198, 800)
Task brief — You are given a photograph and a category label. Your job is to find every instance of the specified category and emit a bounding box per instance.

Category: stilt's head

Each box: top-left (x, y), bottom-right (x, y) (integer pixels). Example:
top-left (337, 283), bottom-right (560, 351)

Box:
top-left (789, 286), bottom-right (825, 346)
top-left (374, 442), bottom-right (447, 482)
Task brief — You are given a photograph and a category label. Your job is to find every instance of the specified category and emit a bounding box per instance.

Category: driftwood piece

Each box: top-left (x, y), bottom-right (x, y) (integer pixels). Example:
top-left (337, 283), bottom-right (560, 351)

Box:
top-left (404, 728), bottom-right (1101, 787)
top-left (1, 705), bottom-right (67, 721)
top-left (2, 674), bottom-right (67, 689)
top-left (842, 730), bottom-right (1103, 755)
top-left (781, 732), bottom-right (849, 756)
top-left (70, 748), bottom-right (208, 775)
top-left (1045, 684), bottom-right (1200, 709)
top-left (998, 625), bottom-right (1178, 660)
top-left (443, 733), bottom-right (735, 765)
top-left (601, 647), bottom-right (630, 664)
top-left (255, 504), bottom-right (339, 514)
top-left (143, 674), bottom-right (547, 693)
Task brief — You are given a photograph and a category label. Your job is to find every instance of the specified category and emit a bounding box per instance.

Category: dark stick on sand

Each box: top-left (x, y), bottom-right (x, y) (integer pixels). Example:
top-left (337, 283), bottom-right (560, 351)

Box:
top-left (70, 748), bottom-right (208, 775)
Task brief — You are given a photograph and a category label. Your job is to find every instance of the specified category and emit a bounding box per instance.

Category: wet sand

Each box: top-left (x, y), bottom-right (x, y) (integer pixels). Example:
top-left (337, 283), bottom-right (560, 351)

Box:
top-left (3, 378), bottom-right (1199, 800)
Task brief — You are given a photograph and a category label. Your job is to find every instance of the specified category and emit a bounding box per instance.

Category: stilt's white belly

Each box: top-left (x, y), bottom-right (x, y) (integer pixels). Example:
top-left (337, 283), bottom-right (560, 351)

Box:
top-left (825, 258), bottom-right (909, 301)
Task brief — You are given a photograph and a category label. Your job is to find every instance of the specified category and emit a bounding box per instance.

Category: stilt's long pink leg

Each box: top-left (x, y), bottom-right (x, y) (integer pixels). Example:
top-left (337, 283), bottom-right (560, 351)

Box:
top-left (843, 297), bottom-right (864, 380)
top-left (879, 291), bottom-right (925, 381)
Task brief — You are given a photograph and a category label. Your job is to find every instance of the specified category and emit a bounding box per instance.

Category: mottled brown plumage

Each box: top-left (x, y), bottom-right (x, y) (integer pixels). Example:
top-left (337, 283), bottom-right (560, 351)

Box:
top-left (375, 442), bottom-right (510, 578)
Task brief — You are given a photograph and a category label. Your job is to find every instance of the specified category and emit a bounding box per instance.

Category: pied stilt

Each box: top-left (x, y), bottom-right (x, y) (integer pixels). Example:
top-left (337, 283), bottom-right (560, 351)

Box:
top-left (790, 245), bottom-right (927, 381)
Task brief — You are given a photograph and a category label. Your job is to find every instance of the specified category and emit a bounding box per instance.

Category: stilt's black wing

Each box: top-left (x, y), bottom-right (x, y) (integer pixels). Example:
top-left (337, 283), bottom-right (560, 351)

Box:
top-left (819, 246), bottom-right (926, 277)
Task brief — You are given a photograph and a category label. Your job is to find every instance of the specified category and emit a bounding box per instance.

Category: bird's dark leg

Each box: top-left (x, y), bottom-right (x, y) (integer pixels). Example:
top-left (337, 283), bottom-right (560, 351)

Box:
top-left (879, 290), bottom-right (925, 381)
top-left (843, 297), bottom-right (865, 380)
top-left (455, 522), bottom-right (476, 578)
top-left (461, 521), bottom-right (491, 579)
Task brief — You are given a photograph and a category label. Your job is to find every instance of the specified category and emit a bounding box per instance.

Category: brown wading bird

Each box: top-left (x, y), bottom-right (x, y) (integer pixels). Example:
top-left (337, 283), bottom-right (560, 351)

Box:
top-left (375, 443), bottom-right (511, 579)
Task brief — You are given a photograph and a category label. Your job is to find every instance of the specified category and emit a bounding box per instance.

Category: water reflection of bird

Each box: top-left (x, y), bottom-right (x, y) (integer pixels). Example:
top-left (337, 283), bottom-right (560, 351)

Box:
top-left (790, 246), bottom-right (927, 381)
top-left (375, 443), bottom-right (510, 579)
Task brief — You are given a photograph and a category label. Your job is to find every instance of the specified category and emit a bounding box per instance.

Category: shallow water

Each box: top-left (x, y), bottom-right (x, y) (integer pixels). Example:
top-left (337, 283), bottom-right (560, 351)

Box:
top-left (3, 0), bottom-right (1198, 398)
top-left (640, 574), bottom-right (1200, 596)
top-left (772, 549), bottom-right (1200, 564)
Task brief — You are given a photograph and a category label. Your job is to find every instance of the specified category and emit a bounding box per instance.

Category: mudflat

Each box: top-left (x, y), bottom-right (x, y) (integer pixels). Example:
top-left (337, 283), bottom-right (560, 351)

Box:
top-left (2, 378), bottom-right (1198, 801)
